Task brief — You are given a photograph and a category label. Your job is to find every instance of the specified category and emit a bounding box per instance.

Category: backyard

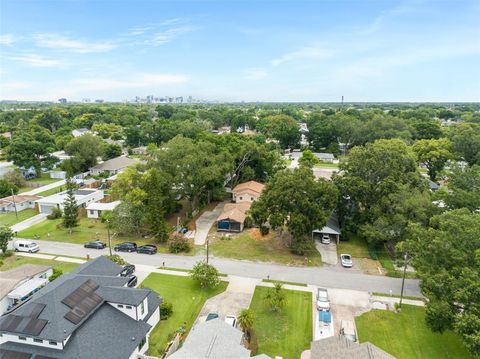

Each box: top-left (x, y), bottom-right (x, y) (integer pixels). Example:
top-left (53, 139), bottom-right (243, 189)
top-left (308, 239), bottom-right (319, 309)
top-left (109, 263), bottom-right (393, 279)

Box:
top-left (355, 305), bottom-right (474, 359)
top-left (0, 254), bottom-right (80, 273)
top-left (209, 229), bottom-right (322, 266)
top-left (141, 273), bottom-right (228, 356)
top-left (17, 217), bottom-right (193, 254)
top-left (18, 173), bottom-right (62, 193)
top-left (0, 208), bottom-right (37, 226)
top-left (249, 286), bottom-right (312, 359)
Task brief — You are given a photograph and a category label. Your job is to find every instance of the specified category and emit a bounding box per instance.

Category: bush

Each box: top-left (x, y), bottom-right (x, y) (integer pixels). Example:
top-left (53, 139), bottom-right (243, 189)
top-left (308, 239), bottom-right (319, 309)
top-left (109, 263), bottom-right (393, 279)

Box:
top-left (259, 225), bottom-right (269, 236)
top-left (0, 249), bottom-right (13, 259)
top-left (49, 268), bottom-right (63, 282)
top-left (190, 261), bottom-right (220, 288)
top-left (104, 254), bottom-right (128, 266)
top-left (47, 207), bottom-right (62, 220)
top-left (160, 302), bottom-right (173, 320)
top-left (168, 235), bottom-right (191, 253)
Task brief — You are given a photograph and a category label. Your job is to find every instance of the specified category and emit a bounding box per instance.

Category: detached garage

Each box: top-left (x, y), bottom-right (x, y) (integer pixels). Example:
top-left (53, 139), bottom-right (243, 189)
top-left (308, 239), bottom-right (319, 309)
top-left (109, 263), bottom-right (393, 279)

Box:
top-left (217, 208), bottom-right (245, 232)
top-left (312, 215), bottom-right (341, 244)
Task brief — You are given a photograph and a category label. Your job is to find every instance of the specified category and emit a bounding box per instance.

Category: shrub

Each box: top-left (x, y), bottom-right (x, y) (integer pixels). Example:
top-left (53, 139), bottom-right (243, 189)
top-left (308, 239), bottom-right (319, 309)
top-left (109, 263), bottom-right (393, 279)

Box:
top-left (49, 268), bottom-right (63, 282)
top-left (0, 260), bottom-right (3, 267)
top-left (104, 254), bottom-right (128, 266)
top-left (259, 225), bottom-right (269, 236)
top-left (47, 207), bottom-right (62, 220)
top-left (160, 302), bottom-right (173, 320)
top-left (190, 261), bottom-right (220, 288)
top-left (168, 235), bottom-right (191, 253)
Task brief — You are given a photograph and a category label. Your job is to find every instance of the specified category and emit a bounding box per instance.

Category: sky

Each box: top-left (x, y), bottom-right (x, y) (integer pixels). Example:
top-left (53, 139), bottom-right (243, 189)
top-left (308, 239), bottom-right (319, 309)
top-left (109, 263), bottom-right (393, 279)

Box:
top-left (0, 0), bottom-right (479, 102)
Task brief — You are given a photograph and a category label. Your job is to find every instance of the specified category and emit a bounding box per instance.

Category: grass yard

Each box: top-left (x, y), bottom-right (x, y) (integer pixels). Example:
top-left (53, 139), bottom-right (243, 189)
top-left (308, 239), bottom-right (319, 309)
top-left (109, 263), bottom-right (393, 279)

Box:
top-left (249, 286), bottom-right (312, 359)
top-left (17, 217), bottom-right (193, 255)
top-left (141, 273), bottom-right (228, 356)
top-left (36, 186), bottom-right (65, 197)
top-left (0, 208), bottom-right (37, 226)
top-left (355, 305), bottom-right (474, 359)
top-left (313, 161), bottom-right (339, 169)
top-left (337, 234), bottom-right (370, 258)
top-left (18, 174), bottom-right (62, 193)
top-left (209, 229), bottom-right (322, 266)
top-left (0, 254), bottom-right (80, 273)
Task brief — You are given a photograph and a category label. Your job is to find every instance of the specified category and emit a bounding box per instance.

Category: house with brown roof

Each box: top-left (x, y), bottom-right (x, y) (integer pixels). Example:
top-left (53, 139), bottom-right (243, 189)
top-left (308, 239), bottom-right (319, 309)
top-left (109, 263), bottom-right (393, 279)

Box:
top-left (0, 195), bottom-right (40, 213)
top-left (217, 181), bottom-right (265, 232)
top-left (232, 180), bottom-right (265, 203)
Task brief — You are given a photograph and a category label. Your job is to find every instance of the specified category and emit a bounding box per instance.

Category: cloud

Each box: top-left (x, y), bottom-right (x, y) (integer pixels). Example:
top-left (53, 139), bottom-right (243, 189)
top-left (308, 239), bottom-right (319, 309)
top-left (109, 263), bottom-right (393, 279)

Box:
top-left (271, 46), bottom-right (335, 66)
top-left (8, 54), bottom-right (62, 67)
top-left (34, 33), bottom-right (115, 53)
top-left (0, 34), bottom-right (16, 45)
top-left (244, 68), bottom-right (267, 80)
top-left (1, 81), bottom-right (33, 90)
top-left (72, 73), bottom-right (189, 91)
top-left (150, 26), bottom-right (197, 45)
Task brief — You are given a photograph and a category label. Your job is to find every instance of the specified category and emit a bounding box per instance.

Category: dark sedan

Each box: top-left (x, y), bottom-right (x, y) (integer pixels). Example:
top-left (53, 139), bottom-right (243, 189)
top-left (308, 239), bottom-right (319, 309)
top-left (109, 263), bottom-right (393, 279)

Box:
top-left (137, 245), bottom-right (157, 255)
top-left (126, 275), bottom-right (137, 288)
top-left (84, 240), bottom-right (107, 249)
top-left (121, 264), bottom-right (136, 277)
top-left (114, 242), bottom-right (137, 252)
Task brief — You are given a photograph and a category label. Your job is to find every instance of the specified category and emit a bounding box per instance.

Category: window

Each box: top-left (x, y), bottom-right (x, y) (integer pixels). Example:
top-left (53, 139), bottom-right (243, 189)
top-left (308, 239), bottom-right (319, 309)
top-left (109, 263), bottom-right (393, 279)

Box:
top-left (34, 339), bottom-right (43, 343)
top-left (49, 341), bottom-right (57, 346)
top-left (126, 305), bottom-right (132, 309)
top-left (239, 196), bottom-right (243, 200)
top-left (251, 197), bottom-right (254, 201)
top-left (117, 304), bottom-right (124, 308)
top-left (140, 301), bottom-right (145, 315)
top-left (90, 210), bottom-right (94, 215)
top-left (19, 336), bottom-right (27, 341)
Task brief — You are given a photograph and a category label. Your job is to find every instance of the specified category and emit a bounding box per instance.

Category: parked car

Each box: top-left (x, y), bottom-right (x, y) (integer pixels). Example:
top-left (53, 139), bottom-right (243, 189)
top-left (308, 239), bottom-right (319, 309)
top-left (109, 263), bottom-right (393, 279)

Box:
top-left (114, 242), bottom-right (137, 252)
top-left (340, 320), bottom-right (357, 342)
top-left (84, 240), bottom-right (106, 249)
top-left (126, 275), bottom-right (137, 288)
top-left (13, 240), bottom-right (40, 253)
top-left (136, 244), bottom-right (157, 255)
top-left (321, 234), bottom-right (331, 244)
top-left (120, 265), bottom-right (136, 277)
top-left (340, 254), bottom-right (353, 267)
top-left (178, 227), bottom-right (188, 234)
top-left (206, 313), bottom-right (219, 321)
top-left (224, 315), bottom-right (237, 327)
top-left (316, 287), bottom-right (330, 311)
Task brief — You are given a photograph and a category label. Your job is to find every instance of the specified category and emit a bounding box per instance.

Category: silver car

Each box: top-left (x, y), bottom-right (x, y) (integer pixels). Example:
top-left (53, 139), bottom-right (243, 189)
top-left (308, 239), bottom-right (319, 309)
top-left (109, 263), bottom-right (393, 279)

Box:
top-left (340, 254), bottom-right (353, 267)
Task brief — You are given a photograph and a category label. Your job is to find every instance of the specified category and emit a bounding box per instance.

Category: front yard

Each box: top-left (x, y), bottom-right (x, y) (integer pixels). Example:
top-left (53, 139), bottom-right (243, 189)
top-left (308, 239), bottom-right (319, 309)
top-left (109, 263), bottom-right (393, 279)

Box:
top-left (209, 229), bottom-right (322, 266)
top-left (355, 305), bottom-right (474, 359)
top-left (0, 208), bottom-right (37, 226)
top-left (0, 254), bottom-right (80, 273)
top-left (17, 217), bottom-right (193, 255)
top-left (249, 286), bottom-right (312, 359)
top-left (141, 273), bottom-right (228, 356)
top-left (18, 173), bottom-right (62, 193)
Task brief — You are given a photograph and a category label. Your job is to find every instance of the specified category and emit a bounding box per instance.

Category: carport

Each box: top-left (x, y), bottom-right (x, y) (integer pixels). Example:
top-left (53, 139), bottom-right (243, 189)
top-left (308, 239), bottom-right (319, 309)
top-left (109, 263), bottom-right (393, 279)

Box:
top-left (312, 216), bottom-right (341, 244)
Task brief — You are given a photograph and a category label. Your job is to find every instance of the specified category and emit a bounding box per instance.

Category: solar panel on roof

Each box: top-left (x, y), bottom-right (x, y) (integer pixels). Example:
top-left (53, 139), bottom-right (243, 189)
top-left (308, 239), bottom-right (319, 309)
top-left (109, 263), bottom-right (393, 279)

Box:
top-left (5, 315), bottom-right (22, 331)
top-left (35, 356), bottom-right (57, 359)
top-left (23, 318), bottom-right (48, 336)
top-left (64, 311), bottom-right (82, 325)
top-left (0, 315), bottom-right (47, 336)
top-left (63, 280), bottom-right (103, 325)
top-left (27, 303), bottom-right (46, 318)
top-left (62, 279), bottom-right (99, 308)
top-left (0, 349), bottom-right (32, 359)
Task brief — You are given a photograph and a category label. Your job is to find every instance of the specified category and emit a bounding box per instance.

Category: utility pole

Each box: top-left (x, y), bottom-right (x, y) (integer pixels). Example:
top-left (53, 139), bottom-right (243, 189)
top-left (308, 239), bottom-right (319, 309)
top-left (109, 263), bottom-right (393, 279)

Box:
top-left (107, 221), bottom-right (112, 256)
top-left (11, 188), bottom-right (18, 219)
top-left (399, 252), bottom-right (409, 309)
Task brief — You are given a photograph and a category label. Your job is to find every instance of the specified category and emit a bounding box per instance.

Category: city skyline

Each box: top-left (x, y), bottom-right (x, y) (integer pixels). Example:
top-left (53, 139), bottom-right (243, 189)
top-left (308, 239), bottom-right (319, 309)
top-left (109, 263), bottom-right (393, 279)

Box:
top-left (1, 0), bottom-right (479, 102)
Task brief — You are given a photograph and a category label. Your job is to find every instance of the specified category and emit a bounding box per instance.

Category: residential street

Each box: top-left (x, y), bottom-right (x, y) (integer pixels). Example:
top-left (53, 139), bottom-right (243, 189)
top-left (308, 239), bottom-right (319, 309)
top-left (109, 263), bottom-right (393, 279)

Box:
top-left (11, 238), bottom-right (422, 297)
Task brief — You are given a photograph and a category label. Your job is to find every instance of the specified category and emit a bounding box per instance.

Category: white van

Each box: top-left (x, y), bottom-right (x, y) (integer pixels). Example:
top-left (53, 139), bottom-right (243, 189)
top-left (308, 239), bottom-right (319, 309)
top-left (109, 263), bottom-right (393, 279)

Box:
top-left (14, 240), bottom-right (40, 253)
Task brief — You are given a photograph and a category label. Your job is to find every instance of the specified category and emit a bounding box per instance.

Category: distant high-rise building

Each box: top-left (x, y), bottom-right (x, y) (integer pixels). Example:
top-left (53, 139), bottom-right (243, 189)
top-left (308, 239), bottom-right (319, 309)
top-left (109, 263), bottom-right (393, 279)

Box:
top-left (95, 99), bottom-right (104, 103)
top-left (82, 98), bottom-right (91, 103)
top-left (187, 96), bottom-right (193, 103)
top-left (58, 98), bottom-right (67, 104)
top-left (175, 96), bottom-right (183, 103)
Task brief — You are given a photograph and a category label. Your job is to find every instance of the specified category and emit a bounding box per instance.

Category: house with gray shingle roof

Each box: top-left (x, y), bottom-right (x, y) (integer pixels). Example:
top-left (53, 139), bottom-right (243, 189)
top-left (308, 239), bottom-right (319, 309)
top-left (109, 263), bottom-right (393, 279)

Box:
top-left (0, 256), bottom-right (161, 359)
top-left (308, 336), bottom-right (396, 359)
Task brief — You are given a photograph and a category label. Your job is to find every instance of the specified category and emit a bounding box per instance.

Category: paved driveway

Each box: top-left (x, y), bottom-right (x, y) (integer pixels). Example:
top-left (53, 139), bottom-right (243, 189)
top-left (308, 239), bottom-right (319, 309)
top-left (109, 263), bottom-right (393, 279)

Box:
top-left (194, 203), bottom-right (225, 245)
top-left (196, 276), bottom-right (259, 324)
top-left (11, 213), bottom-right (48, 232)
top-left (316, 241), bottom-right (338, 265)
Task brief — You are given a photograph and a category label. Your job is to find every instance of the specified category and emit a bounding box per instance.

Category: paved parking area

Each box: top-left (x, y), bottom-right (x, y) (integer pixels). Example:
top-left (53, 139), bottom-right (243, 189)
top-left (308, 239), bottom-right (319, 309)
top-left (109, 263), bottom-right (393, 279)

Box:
top-left (194, 203), bottom-right (225, 245)
top-left (315, 241), bottom-right (338, 265)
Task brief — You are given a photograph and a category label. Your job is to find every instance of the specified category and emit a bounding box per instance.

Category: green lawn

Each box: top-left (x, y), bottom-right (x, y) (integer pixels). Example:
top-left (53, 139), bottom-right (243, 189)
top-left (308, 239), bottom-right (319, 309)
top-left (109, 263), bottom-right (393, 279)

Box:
top-left (337, 234), bottom-right (370, 258)
top-left (249, 286), bottom-right (312, 359)
top-left (36, 186), bottom-right (65, 197)
top-left (355, 305), bottom-right (474, 359)
top-left (141, 273), bottom-right (228, 356)
top-left (18, 174), bottom-right (62, 193)
top-left (17, 217), bottom-right (192, 255)
top-left (209, 230), bottom-right (321, 266)
top-left (0, 208), bottom-right (37, 226)
top-left (313, 161), bottom-right (339, 169)
top-left (0, 254), bottom-right (80, 273)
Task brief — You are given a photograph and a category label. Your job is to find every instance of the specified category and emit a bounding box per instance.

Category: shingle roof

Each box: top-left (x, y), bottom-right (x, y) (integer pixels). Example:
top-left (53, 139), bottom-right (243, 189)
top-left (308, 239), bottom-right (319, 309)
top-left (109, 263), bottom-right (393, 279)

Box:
top-left (96, 286), bottom-right (149, 306)
top-left (0, 195), bottom-right (41, 206)
top-left (310, 336), bottom-right (396, 359)
top-left (232, 181), bottom-right (265, 196)
top-left (217, 202), bottom-right (252, 224)
top-left (90, 156), bottom-right (138, 172)
top-left (74, 256), bottom-right (123, 276)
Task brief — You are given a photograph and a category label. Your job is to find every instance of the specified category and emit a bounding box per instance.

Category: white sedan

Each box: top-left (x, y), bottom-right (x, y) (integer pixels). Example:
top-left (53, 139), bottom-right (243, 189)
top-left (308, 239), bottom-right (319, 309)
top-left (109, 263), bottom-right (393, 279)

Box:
top-left (224, 315), bottom-right (237, 327)
top-left (340, 254), bottom-right (353, 268)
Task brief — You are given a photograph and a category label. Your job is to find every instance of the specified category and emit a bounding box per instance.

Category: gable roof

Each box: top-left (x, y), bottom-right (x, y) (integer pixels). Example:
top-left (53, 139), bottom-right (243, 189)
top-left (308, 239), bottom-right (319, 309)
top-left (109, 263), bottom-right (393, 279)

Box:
top-left (217, 202), bottom-right (252, 224)
top-left (0, 195), bottom-right (41, 206)
top-left (232, 181), bottom-right (265, 196)
top-left (90, 156), bottom-right (138, 172)
top-left (310, 336), bottom-right (396, 359)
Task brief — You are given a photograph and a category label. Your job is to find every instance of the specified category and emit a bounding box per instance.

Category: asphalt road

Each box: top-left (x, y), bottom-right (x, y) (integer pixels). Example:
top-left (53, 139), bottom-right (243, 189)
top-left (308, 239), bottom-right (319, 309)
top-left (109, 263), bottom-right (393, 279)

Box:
top-left (12, 239), bottom-right (422, 297)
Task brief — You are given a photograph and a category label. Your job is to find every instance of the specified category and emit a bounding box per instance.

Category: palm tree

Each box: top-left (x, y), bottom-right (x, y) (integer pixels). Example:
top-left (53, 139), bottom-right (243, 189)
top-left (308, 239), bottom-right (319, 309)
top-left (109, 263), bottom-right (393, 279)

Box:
top-left (237, 308), bottom-right (255, 337)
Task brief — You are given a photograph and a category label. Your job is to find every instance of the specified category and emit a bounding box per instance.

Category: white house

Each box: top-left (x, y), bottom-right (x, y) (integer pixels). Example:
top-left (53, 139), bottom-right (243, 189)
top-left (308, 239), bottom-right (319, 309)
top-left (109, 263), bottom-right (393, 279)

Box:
top-left (86, 201), bottom-right (121, 219)
top-left (71, 128), bottom-right (90, 137)
top-left (0, 195), bottom-right (40, 213)
top-left (35, 189), bottom-right (104, 214)
top-left (89, 156), bottom-right (139, 176)
top-left (0, 264), bottom-right (52, 315)
top-left (314, 152), bottom-right (335, 163)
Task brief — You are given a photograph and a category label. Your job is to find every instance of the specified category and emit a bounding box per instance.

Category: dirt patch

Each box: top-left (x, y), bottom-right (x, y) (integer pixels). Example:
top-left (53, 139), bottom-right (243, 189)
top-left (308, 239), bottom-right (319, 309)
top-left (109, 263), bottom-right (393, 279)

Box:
top-left (357, 258), bottom-right (386, 275)
top-left (248, 228), bottom-right (274, 241)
